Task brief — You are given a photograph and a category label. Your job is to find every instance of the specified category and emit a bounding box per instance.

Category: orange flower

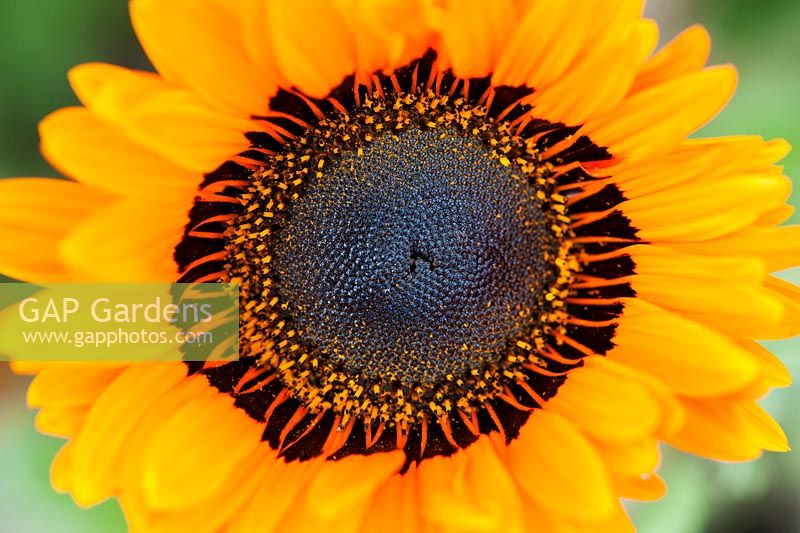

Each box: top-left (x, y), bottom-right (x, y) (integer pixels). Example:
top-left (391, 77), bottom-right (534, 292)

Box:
top-left (1, 1), bottom-right (798, 531)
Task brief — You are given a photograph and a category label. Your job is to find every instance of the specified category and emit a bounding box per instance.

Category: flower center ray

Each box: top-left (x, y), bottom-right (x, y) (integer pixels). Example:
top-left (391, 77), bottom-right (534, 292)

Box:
top-left (174, 51), bottom-right (638, 465)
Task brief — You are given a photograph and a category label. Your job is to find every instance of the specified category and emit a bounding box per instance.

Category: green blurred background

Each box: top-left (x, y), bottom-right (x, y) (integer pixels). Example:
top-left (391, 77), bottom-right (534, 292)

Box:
top-left (0, 1), bottom-right (798, 531)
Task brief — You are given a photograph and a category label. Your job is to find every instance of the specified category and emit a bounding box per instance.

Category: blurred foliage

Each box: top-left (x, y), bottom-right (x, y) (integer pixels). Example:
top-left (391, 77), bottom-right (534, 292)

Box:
top-left (0, 0), bottom-right (798, 532)
top-left (0, 366), bottom-right (126, 532)
top-left (690, 0), bottom-right (800, 225)
top-left (0, 3), bottom-right (139, 531)
top-left (634, 2), bottom-right (800, 532)
top-left (0, 1), bottom-right (149, 178)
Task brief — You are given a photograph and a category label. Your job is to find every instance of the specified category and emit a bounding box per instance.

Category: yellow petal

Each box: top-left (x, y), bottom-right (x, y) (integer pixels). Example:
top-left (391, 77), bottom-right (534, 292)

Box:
top-left (419, 437), bottom-right (526, 532)
top-left (264, 0), bottom-right (356, 98)
top-left (763, 276), bottom-right (800, 338)
top-left (35, 406), bottom-right (89, 438)
top-left (51, 443), bottom-right (76, 494)
top-left (755, 202), bottom-right (795, 226)
top-left (547, 356), bottom-right (661, 443)
top-left (582, 66), bottom-right (737, 161)
top-left (140, 394), bottom-right (263, 511)
top-left (144, 446), bottom-right (271, 533)
top-left (69, 63), bottom-right (258, 173)
top-left (59, 195), bottom-right (191, 282)
top-left (669, 398), bottom-right (788, 461)
top-left (629, 245), bottom-right (784, 337)
top-left (610, 299), bottom-right (760, 397)
top-left (70, 363), bottom-right (187, 506)
top-left (28, 363), bottom-right (126, 408)
top-left (593, 438), bottom-right (660, 478)
top-left (9, 361), bottom-right (49, 375)
top-left (665, 225), bottom-right (800, 273)
top-left (630, 25), bottom-right (711, 93)
top-left (738, 340), bottom-right (792, 389)
top-left (119, 373), bottom-right (213, 492)
top-left (131, 0), bottom-right (276, 116)
top-left (612, 135), bottom-right (778, 199)
top-left (437, 0), bottom-right (515, 78)
top-left (39, 107), bottom-right (199, 197)
top-left (737, 401), bottom-right (791, 452)
top-left (630, 244), bottom-right (766, 283)
top-left (0, 179), bottom-right (113, 282)
top-left (621, 174), bottom-right (791, 242)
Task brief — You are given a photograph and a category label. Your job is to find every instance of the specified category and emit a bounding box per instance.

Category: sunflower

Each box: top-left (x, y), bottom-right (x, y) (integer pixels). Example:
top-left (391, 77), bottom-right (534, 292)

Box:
top-left (1, 0), bottom-right (799, 531)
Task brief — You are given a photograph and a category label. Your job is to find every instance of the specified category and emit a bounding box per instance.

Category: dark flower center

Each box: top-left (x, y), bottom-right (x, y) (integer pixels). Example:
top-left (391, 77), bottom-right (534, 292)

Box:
top-left (273, 127), bottom-right (556, 385)
top-left (220, 90), bottom-right (576, 428)
top-left (174, 51), bottom-right (636, 465)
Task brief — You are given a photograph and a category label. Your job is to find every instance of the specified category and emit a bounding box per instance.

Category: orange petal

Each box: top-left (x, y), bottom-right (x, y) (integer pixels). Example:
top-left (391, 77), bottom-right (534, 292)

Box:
top-left (264, 0), bottom-right (356, 98)
top-left (546, 356), bottom-right (661, 443)
top-left (621, 175), bottom-right (791, 242)
top-left (630, 25), bottom-right (711, 93)
top-left (59, 195), bottom-right (191, 282)
top-left (612, 472), bottom-right (666, 502)
top-left (276, 451), bottom-right (405, 533)
top-left (69, 63), bottom-right (259, 173)
top-left (669, 398), bottom-right (789, 461)
top-left (528, 19), bottom-right (657, 125)
top-left (39, 107), bottom-right (199, 198)
top-left (330, 0), bottom-right (436, 80)
top-left (436, 0), bottom-right (515, 78)
top-left (70, 363), bottom-right (187, 506)
top-left (610, 299), bottom-right (760, 397)
top-left (139, 394), bottom-right (263, 511)
top-left (419, 437), bottom-right (526, 532)
top-left (493, 0), bottom-right (590, 88)
top-left (588, 504), bottom-right (637, 533)
top-left (305, 451), bottom-right (404, 519)
top-left (359, 469), bottom-right (422, 533)
top-left (131, 0), bottom-right (276, 116)
top-left (494, 0), bottom-right (644, 92)
top-left (507, 410), bottom-right (615, 523)
top-left (518, 497), bottom-right (579, 533)
top-left (229, 456), bottom-right (324, 533)
top-left (582, 66), bottom-right (737, 161)
top-left (0, 178), bottom-right (113, 282)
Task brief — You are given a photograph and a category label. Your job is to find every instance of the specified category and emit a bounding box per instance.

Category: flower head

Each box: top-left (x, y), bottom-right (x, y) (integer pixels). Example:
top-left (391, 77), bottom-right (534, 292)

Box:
top-left (2, 0), bottom-right (798, 531)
